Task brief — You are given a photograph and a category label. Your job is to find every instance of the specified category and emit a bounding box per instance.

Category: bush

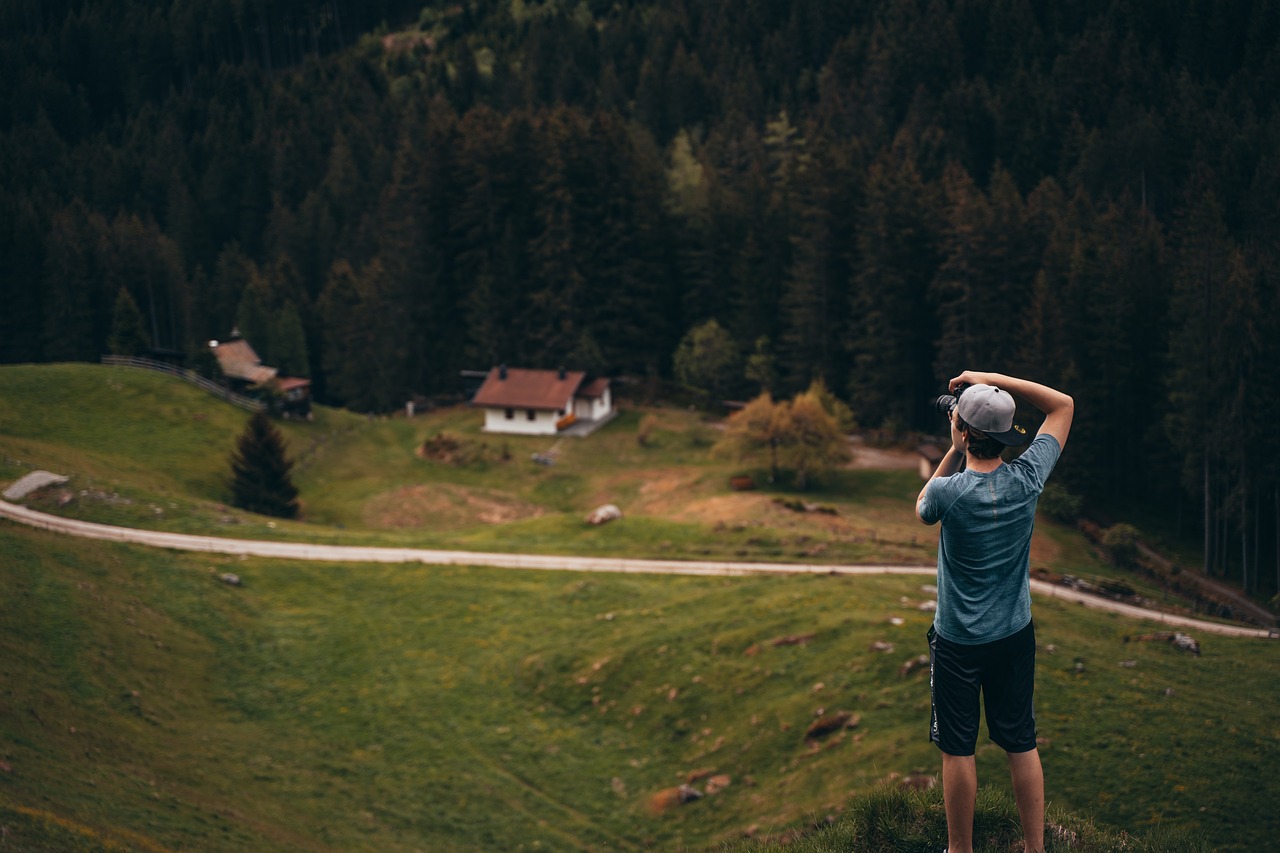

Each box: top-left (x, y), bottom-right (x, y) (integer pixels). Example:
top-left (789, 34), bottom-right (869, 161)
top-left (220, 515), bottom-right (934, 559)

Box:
top-left (1101, 523), bottom-right (1142, 568)
top-left (1039, 483), bottom-right (1082, 523)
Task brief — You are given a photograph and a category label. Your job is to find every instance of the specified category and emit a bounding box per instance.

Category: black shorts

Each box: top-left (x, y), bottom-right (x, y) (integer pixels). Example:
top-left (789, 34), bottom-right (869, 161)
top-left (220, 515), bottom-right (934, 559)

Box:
top-left (928, 621), bottom-right (1037, 756)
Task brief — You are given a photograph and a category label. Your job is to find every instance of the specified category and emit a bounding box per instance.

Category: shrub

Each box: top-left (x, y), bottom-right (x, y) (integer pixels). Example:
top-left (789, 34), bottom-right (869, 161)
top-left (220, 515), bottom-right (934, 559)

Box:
top-left (1039, 483), bottom-right (1082, 523)
top-left (1101, 523), bottom-right (1142, 568)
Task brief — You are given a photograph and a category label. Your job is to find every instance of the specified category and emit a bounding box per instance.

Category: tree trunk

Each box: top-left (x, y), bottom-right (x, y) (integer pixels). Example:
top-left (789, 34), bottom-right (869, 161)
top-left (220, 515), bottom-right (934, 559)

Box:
top-left (1203, 454), bottom-right (1211, 576)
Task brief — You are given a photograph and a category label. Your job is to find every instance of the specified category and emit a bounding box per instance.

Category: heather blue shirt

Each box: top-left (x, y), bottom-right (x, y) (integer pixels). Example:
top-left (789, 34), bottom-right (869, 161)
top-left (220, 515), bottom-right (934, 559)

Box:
top-left (919, 434), bottom-right (1061, 645)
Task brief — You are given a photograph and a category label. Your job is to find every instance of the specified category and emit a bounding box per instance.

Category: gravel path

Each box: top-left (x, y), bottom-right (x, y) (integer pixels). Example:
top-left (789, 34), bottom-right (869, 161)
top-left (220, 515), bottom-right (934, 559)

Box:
top-left (2, 498), bottom-right (1274, 639)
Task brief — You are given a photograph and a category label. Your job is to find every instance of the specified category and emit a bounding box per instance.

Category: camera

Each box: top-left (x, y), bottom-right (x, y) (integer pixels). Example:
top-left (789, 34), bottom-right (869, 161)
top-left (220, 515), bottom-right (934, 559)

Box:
top-left (934, 383), bottom-right (969, 417)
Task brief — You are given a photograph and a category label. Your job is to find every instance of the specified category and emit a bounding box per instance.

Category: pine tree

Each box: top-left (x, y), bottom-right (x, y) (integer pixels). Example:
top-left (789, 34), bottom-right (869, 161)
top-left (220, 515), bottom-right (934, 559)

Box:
top-left (108, 286), bottom-right (151, 356)
top-left (228, 411), bottom-right (299, 519)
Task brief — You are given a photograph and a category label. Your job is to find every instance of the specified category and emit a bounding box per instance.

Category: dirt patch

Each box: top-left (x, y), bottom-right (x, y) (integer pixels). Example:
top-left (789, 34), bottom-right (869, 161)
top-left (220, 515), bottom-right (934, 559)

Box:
top-left (362, 483), bottom-right (545, 529)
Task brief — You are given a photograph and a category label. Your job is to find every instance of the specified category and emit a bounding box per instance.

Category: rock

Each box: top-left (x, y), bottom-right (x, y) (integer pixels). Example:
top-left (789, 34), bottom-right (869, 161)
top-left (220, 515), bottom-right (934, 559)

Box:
top-left (3, 470), bottom-right (69, 501)
top-left (869, 640), bottom-right (895, 653)
top-left (219, 573), bottom-right (242, 587)
top-left (1124, 631), bottom-right (1201, 656)
top-left (584, 504), bottom-right (623, 525)
top-left (648, 784), bottom-right (703, 814)
top-left (1170, 632), bottom-right (1201, 655)
top-left (805, 711), bottom-right (859, 740)
top-left (705, 774), bottom-right (732, 795)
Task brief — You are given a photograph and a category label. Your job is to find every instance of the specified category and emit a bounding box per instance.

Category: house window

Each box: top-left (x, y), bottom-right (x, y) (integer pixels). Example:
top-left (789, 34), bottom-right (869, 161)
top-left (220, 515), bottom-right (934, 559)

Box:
top-left (526, 409), bottom-right (536, 421)
top-left (504, 408), bottom-right (514, 419)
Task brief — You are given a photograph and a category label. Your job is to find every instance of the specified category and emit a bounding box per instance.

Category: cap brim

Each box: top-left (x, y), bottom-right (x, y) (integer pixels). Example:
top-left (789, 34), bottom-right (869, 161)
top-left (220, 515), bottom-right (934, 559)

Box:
top-left (989, 423), bottom-right (1032, 446)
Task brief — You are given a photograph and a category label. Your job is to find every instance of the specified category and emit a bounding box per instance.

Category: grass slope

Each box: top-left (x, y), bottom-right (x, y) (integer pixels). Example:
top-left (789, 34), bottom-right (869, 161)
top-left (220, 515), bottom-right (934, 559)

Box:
top-left (2, 522), bottom-right (1277, 851)
top-left (2, 365), bottom-right (1128, 581)
top-left (2, 364), bottom-right (1278, 850)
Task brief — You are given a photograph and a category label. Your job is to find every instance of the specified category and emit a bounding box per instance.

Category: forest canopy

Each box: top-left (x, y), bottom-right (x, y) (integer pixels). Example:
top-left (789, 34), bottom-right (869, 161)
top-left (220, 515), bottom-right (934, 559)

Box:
top-left (2, 0), bottom-right (1278, 594)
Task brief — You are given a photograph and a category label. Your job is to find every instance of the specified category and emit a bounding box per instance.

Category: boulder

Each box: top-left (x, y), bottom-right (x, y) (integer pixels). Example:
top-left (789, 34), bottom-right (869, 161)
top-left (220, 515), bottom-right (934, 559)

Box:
top-left (1125, 631), bottom-right (1201, 656)
top-left (3, 470), bottom-right (69, 501)
top-left (584, 504), bottom-right (623, 525)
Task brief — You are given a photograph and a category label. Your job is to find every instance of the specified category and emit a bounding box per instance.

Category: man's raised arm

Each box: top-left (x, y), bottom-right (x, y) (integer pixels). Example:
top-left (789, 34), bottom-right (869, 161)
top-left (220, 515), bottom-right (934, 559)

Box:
top-left (948, 370), bottom-right (1074, 449)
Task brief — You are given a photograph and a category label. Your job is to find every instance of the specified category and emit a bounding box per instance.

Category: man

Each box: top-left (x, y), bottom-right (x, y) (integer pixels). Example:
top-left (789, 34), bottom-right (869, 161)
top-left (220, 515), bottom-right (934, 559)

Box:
top-left (915, 370), bottom-right (1074, 853)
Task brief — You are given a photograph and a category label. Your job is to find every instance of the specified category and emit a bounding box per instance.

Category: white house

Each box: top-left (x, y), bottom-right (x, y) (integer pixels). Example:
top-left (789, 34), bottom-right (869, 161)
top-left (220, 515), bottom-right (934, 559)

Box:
top-left (470, 366), bottom-right (613, 436)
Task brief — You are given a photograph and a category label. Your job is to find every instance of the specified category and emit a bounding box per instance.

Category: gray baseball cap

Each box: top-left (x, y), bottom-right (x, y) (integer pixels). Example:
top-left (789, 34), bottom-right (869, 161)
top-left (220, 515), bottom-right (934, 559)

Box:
top-left (955, 384), bottom-right (1031, 446)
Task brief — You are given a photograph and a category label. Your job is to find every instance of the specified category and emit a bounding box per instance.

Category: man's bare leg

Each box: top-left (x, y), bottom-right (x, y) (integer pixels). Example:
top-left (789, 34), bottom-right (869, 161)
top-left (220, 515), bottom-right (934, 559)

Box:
top-left (941, 752), bottom-right (977, 853)
top-left (1007, 748), bottom-right (1045, 852)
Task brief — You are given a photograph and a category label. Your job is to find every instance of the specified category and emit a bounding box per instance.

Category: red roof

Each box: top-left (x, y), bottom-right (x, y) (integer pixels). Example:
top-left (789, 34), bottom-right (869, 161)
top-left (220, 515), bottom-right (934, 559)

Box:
top-left (578, 376), bottom-right (610, 398)
top-left (471, 367), bottom-right (587, 411)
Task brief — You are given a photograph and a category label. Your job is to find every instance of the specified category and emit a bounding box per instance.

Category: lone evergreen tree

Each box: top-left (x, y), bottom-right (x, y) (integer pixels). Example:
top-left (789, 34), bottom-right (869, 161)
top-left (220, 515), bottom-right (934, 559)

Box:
top-left (229, 411), bottom-right (299, 518)
top-left (107, 286), bottom-right (150, 357)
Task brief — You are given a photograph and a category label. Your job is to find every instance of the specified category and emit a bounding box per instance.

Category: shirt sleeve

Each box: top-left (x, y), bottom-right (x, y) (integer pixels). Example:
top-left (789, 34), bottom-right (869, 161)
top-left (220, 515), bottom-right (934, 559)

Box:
top-left (1013, 434), bottom-right (1062, 490)
top-left (918, 475), bottom-right (951, 524)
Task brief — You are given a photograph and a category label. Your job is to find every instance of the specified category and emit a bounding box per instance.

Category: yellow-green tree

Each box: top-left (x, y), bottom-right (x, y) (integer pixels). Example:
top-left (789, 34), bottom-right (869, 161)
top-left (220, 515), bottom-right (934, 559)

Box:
top-left (715, 388), bottom-right (851, 489)
top-left (714, 392), bottom-right (788, 483)
top-left (783, 389), bottom-right (852, 490)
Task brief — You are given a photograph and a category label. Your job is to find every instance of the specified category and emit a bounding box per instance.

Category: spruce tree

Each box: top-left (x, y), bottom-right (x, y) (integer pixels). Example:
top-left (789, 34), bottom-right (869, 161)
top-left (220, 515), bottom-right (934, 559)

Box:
top-left (229, 411), bottom-right (299, 519)
top-left (108, 286), bottom-right (150, 357)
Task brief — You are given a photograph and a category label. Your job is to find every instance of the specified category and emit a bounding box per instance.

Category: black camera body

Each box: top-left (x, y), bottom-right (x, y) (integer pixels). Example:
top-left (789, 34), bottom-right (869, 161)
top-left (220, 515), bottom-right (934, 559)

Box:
top-left (934, 382), bottom-right (970, 417)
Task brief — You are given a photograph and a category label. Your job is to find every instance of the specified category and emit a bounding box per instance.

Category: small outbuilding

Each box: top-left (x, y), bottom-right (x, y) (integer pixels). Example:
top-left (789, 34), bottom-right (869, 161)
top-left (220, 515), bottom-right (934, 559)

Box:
top-left (470, 366), bottom-right (614, 436)
top-left (210, 334), bottom-right (311, 418)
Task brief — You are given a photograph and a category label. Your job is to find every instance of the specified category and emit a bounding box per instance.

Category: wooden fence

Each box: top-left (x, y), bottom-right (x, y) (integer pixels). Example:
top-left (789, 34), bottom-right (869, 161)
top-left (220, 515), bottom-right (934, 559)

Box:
top-left (100, 355), bottom-right (265, 412)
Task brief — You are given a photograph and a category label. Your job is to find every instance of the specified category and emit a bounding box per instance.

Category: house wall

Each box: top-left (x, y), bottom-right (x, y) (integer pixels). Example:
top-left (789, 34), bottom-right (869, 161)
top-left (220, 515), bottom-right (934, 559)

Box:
top-left (573, 387), bottom-right (612, 420)
top-left (483, 407), bottom-right (560, 436)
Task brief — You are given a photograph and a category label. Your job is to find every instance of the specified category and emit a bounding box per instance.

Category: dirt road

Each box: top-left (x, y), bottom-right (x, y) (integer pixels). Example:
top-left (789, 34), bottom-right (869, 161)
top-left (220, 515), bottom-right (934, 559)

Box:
top-left (2, 498), bottom-right (1273, 639)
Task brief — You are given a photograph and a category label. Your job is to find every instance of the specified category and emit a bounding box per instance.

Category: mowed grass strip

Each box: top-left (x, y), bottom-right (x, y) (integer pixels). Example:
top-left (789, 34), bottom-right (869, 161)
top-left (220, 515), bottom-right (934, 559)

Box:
top-left (2, 523), bottom-right (1277, 851)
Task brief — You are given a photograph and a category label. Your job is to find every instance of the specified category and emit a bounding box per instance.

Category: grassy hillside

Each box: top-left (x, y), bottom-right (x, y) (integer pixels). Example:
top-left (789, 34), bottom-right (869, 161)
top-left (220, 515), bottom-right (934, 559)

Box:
top-left (3, 364), bottom-right (1278, 850)
top-left (3, 364), bottom-right (1138, 585)
top-left (2, 521), bottom-right (1276, 851)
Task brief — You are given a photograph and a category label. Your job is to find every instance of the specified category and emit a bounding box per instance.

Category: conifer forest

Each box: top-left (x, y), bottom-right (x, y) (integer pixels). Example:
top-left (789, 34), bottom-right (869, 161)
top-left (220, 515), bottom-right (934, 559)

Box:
top-left (2, 0), bottom-right (1279, 597)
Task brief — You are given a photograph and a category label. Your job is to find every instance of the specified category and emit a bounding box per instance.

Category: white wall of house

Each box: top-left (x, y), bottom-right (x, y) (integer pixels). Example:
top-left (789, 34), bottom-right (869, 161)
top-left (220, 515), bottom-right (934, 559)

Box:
top-left (482, 407), bottom-right (562, 435)
top-left (573, 387), bottom-right (612, 420)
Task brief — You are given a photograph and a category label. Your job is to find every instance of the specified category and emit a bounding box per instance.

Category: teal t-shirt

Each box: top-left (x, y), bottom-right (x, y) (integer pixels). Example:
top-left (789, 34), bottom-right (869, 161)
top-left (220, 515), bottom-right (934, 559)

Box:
top-left (919, 434), bottom-right (1061, 644)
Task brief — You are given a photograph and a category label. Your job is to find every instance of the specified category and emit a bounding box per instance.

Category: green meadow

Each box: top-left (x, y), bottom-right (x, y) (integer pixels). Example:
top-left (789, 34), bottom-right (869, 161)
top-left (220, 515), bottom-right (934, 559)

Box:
top-left (2, 364), bottom-right (1278, 851)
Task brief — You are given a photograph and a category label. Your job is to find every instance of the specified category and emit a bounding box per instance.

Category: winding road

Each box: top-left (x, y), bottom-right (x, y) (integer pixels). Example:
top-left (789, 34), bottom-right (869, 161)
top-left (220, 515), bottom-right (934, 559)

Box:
top-left (3, 497), bottom-right (1274, 639)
